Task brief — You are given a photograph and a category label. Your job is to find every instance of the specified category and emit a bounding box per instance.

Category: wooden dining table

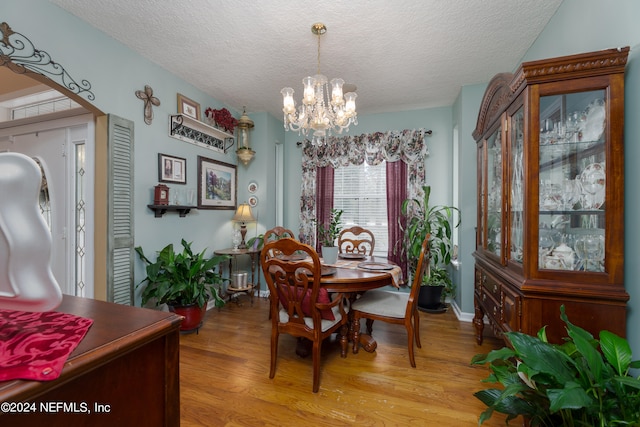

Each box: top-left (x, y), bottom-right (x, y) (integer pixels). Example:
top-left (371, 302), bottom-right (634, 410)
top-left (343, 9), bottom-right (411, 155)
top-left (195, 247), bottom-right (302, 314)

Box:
top-left (295, 256), bottom-right (403, 356)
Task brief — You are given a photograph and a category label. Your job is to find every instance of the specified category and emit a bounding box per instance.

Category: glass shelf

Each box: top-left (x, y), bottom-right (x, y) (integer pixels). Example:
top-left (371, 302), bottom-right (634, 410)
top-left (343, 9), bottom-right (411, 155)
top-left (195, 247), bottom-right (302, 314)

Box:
top-left (538, 89), bottom-right (606, 273)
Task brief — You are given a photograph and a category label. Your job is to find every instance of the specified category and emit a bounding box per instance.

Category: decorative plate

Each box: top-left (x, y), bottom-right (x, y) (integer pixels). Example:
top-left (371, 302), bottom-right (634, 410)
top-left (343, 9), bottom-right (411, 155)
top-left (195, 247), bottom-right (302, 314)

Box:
top-left (339, 253), bottom-right (367, 260)
top-left (248, 196), bottom-right (258, 207)
top-left (248, 181), bottom-right (258, 194)
top-left (357, 261), bottom-right (394, 271)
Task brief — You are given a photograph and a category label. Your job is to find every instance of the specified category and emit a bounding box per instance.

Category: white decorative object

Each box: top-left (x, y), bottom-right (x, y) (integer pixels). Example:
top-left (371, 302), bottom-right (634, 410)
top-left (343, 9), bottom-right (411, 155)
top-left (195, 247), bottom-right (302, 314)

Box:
top-left (0, 152), bottom-right (62, 311)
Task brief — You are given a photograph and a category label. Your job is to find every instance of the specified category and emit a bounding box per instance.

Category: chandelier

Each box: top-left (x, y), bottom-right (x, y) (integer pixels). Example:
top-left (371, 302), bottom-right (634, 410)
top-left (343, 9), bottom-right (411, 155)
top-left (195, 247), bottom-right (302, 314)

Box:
top-left (281, 23), bottom-right (358, 145)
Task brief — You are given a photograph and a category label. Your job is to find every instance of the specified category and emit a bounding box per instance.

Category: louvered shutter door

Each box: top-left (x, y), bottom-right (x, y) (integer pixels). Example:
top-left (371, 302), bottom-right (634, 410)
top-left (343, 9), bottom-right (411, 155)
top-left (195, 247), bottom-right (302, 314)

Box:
top-left (107, 115), bottom-right (134, 305)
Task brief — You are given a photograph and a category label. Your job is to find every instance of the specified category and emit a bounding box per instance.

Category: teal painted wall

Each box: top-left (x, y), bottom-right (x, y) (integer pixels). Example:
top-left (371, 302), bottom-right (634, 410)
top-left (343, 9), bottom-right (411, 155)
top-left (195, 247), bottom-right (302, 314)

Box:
top-left (452, 84), bottom-right (487, 316)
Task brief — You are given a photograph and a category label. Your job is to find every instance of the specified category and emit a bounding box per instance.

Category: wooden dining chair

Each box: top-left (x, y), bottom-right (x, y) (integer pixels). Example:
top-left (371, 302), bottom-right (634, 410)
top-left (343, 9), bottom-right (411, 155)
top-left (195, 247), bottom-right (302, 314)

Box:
top-left (351, 234), bottom-right (430, 367)
top-left (338, 226), bottom-right (375, 255)
top-left (263, 227), bottom-right (296, 319)
top-left (260, 238), bottom-right (350, 392)
top-left (264, 226), bottom-right (296, 243)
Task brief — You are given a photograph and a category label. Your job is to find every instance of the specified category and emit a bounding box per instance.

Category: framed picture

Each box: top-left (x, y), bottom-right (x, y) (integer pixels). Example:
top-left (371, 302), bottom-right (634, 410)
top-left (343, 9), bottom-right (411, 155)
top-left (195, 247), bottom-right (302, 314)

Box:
top-left (158, 153), bottom-right (187, 184)
top-left (197, 156), bottom-right (237, 210)
top-left (177, 93), bottom-right (201, 120)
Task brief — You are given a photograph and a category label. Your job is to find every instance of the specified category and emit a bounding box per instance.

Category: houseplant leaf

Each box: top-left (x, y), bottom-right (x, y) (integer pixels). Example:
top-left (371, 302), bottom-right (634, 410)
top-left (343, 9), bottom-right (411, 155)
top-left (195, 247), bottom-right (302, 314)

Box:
top-left (599, 330), bottom-right (632, 376)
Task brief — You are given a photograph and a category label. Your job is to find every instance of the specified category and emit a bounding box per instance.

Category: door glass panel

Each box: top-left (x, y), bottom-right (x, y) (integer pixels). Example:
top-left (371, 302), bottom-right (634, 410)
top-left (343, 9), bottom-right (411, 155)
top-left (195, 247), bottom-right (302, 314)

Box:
top-left (486, 128), bottom-right (502, 257)
top-left (510, 108), bottom-right (524, 263)
top-left (538, 90), bottom-right (606, 272)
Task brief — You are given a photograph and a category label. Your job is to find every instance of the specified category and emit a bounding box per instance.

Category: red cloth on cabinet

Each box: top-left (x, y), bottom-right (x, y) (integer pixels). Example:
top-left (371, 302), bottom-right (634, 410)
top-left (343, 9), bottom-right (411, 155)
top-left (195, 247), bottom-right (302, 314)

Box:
top-left (0, 309), bottom-right (93, 381)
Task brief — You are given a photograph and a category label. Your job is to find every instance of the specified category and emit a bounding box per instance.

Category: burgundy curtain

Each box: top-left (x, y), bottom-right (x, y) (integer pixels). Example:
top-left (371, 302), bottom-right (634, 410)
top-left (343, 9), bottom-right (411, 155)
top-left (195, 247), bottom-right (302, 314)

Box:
top-left (315, 166), bottom-right (334, 252)
top-left (386, 160), bottom-right (408, 280)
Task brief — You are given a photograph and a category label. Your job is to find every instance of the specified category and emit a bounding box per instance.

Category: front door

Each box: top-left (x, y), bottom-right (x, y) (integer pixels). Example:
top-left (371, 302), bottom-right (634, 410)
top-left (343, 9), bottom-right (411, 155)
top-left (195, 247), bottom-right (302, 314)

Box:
top-left (0, 113), bottom-right (95, 297)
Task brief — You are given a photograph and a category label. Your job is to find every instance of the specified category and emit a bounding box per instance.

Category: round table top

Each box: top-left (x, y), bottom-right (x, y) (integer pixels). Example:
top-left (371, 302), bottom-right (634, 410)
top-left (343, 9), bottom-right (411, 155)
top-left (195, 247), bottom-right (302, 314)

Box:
top-left (320, 257), bottom-right (396, 293)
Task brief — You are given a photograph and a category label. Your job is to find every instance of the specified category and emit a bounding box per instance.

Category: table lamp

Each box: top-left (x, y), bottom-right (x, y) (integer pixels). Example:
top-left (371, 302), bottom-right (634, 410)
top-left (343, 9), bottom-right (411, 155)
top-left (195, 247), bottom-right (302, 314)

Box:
top-left (232, 202), bottom-right (255, 249)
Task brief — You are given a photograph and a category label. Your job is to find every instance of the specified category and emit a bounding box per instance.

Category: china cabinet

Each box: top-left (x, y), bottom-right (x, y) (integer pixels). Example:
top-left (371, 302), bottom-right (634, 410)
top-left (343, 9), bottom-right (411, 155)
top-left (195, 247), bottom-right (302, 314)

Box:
top-left (473, 47), bottom-right (629, 344)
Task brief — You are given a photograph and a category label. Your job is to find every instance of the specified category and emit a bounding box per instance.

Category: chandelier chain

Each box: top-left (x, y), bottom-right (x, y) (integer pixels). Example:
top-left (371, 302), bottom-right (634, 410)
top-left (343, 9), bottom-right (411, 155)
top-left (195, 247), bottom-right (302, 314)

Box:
top-left (317, 30), bottom-right (321, 75)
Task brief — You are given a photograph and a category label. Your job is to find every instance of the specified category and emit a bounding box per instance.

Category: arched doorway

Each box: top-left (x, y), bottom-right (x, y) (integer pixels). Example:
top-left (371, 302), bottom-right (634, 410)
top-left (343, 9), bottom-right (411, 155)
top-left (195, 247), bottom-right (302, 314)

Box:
top-left (1, 23), bottom-right (110, 300)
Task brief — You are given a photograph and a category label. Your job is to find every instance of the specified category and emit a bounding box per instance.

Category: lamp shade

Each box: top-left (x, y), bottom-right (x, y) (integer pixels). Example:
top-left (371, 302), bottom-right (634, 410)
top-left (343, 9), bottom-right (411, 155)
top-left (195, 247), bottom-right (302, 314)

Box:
top-left (232, 203), bottom-right (255, 223)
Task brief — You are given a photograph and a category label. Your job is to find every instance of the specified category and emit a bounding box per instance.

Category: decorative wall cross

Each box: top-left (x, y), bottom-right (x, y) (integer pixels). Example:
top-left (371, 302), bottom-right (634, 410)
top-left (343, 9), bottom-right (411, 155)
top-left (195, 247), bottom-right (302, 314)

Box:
top-left (135, 85), bottom-right (160, 125)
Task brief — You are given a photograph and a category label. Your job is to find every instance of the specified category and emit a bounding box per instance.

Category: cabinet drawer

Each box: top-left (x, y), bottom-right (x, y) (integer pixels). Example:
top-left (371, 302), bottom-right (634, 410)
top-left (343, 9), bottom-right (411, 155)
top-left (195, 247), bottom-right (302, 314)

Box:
top-left (479, 288), bottom-right (501, 323)
top-left (482, 271), bottom-right (501, 301)
top-left (501, 285), bottom-right (521, 332)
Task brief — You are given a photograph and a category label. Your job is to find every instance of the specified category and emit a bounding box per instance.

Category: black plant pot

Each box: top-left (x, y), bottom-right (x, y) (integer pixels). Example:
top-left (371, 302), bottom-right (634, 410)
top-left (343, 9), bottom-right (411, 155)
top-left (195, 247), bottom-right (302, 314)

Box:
top-left (417, 285), bottom-right (448, 313)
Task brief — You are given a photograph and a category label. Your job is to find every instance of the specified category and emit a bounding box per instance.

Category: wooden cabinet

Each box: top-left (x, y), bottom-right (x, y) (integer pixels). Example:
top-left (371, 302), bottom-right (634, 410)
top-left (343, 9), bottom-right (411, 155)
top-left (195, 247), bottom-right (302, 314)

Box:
top-left (0, 295), bottom-right (182, 426)
top-left (473, 48), bottom-right (630, 344)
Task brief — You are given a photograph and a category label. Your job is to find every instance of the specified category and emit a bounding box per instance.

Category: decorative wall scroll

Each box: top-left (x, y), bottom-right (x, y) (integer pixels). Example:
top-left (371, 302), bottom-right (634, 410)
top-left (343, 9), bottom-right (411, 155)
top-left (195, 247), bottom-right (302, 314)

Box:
top-left (0, 22), bottom-right (95, 101)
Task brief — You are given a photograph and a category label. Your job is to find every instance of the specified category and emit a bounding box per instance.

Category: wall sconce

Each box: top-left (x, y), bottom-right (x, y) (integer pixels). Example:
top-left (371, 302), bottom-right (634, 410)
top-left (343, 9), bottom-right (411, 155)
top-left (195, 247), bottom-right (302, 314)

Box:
top-left (236, 107), bottom-right (255, 166)
top-left (232, 202), bottom-right (256, 249)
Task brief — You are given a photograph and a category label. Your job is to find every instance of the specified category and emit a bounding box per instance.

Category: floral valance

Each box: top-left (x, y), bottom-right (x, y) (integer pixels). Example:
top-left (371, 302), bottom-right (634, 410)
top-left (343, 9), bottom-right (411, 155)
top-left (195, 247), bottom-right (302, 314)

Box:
top-left (300, 128), bottom-right (430, 168)
top-left (298, 129), bottom-right (430, 246)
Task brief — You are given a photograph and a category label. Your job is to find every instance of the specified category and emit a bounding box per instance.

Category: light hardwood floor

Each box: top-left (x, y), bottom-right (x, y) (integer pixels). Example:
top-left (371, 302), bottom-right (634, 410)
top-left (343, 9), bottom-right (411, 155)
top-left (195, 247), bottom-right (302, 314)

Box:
top-left (179, 295), bottom-right (512, 426)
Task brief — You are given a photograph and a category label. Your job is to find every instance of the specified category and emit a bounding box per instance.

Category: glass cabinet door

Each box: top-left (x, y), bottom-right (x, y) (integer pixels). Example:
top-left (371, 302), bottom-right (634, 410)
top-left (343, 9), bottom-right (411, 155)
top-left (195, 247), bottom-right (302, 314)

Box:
top-left (538, 89), bottom-right (606, 272)
top-left (486, 127), bottom-right (502, 258)
top-left (509, 108), bottom-right (524, 264)
top-left (477, 141), bottom-right (485, 250)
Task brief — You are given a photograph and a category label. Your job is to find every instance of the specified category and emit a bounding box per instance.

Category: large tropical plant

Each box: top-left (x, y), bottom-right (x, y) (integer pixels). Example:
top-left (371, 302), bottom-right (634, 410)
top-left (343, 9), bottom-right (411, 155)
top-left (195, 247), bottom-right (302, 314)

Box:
top-left (472, 306), bottom-right (640, 426)
top-left (399, 185), bottom-right (460, 296)
top-left (135, 239), bottom-right (229, 308)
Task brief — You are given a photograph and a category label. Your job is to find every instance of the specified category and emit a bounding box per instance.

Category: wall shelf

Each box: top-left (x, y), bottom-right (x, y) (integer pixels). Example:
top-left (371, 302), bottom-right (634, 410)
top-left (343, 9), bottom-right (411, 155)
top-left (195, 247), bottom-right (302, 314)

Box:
top-left (169, 114), bottom-right (234, 153)
top-left (147, 204), bottom-right (196, 218)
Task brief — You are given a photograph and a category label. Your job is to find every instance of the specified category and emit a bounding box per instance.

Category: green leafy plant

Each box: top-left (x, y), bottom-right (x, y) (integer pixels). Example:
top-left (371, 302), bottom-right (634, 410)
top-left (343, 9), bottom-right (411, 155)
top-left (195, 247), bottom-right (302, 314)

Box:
top-left (316, 208), bottom-right (343, 247)
top-left (399, 185), bottom-right (460, 297)
top-left (471, 305), bottom-right (640, 426)
top-left (135, 239), bottom-right (229, 309)
top-left (247, 234), bottom-right (264, 250)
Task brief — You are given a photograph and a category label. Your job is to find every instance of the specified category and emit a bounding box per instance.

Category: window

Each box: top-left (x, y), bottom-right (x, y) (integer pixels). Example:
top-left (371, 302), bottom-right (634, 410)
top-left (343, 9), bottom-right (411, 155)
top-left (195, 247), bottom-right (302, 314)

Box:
top-left (333, 162), bottom-right (388, 256)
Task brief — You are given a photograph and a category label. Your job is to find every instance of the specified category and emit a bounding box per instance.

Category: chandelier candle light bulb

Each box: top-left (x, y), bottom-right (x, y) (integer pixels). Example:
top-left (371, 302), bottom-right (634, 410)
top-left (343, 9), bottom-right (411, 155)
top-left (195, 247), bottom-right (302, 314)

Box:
top-left (281, 23), bottom-right (358, 145)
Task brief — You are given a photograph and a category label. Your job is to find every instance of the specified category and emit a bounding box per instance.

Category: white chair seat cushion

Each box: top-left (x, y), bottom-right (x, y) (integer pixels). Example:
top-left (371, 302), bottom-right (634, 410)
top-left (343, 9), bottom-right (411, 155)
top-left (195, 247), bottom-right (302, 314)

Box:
top-left (351, 289), bottom-right (407, 318)
top-left (279, 304), bottom-right (347, 332)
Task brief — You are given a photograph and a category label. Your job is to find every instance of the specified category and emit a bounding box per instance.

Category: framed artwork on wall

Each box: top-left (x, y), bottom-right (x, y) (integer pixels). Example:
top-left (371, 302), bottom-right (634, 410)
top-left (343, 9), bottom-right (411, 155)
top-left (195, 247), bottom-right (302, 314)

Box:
top-left (177, 93), bottom-right (201, 120)
top-left (197, 156), bottom-right (237, 210)
top-left (158, 153), bottom-right (186, 184)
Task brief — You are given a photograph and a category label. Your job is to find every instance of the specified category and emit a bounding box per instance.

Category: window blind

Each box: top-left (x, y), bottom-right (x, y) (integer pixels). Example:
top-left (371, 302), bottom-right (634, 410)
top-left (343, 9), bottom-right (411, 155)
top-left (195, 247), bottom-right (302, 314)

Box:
top-left (333, 162), bottom-right (388, 256)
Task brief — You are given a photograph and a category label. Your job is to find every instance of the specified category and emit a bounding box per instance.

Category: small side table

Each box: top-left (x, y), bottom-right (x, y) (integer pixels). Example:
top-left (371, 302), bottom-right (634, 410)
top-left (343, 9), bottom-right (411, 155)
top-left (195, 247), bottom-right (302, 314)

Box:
top-left (214, 247), bottom-right (261, 305)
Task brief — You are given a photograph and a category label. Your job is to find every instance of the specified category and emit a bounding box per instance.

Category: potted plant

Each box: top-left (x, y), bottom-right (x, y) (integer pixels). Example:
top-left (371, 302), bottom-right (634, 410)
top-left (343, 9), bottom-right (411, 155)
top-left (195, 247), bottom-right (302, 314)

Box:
top-left (247, 234), bottom-right (264, 251)
top-left (316, 208), bottom-right (343, 264)
top-left (135, 239), bottom-right (229, 332)
top-left (472, 305), bottom-right (640, 426)
top-left (400, 185), bottom-right (460, 312)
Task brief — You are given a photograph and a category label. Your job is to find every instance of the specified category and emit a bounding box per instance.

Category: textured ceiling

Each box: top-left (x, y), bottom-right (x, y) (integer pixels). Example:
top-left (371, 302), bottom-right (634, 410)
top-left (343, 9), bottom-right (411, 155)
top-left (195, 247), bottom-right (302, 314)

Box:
top-left (47, 0), bottom-right (562, 118)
